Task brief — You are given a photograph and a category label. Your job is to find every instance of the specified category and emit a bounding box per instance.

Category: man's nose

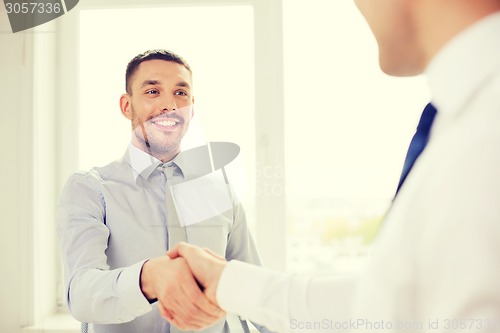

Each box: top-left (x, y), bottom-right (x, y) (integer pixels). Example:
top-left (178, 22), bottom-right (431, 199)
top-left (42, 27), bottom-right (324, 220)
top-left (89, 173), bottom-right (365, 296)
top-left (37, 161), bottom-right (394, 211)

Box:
top-left (161, 96), bottom-right (177, 111)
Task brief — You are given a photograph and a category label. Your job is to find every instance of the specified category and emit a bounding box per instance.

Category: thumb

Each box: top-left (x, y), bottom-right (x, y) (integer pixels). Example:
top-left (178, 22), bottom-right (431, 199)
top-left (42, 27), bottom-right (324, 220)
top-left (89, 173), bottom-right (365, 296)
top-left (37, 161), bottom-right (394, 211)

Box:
top-left (203, 247), bottom-right (226, 261)
top-left (166, 242), bottom-right (189, 259)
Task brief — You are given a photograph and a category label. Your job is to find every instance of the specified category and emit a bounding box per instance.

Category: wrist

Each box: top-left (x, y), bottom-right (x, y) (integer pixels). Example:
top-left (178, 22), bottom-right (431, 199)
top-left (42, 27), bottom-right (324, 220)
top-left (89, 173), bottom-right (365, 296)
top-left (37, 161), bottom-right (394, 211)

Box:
top-left (207, 260), bottom-right (227, 304)
top-left (140, 259), bottom-right (157, 301)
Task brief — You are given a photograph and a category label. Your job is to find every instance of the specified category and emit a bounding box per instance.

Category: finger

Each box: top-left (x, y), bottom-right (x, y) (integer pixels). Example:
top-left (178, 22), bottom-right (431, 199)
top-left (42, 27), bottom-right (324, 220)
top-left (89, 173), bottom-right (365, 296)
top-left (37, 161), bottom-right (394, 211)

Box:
top-left (178, 271), bottom-right (226, 318)
top-left (156, 274), bottom-right (207, 328)
top-left (158, 302), bottom-right (174, 321)
top-left (164, 259), bottom-right (224, 327)
top-left (177, 264), bottom-right (225, 319)
top-left (160, 296), bottom-right (209, 330)
top-left (203, 247), bottom-right (225, 260)
top-left (170, 316), bottom-right (205, 331)
top-left (167, 298), bottom-right (212, 331)
top-left (161, 304), bottom-right (206, 331)
top-left (164, 308), bottom-right (205, 332)
top-left (167, 244), bottom-right (226, 309)
top-left (161, 287), bottom-right (210, 328)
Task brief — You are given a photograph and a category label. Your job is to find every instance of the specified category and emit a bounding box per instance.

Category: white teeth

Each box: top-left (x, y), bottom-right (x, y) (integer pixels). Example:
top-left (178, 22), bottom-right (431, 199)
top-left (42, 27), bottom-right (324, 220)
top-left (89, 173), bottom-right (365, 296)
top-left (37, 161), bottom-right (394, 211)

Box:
top-left (155, 120), bottom-right (176, 126)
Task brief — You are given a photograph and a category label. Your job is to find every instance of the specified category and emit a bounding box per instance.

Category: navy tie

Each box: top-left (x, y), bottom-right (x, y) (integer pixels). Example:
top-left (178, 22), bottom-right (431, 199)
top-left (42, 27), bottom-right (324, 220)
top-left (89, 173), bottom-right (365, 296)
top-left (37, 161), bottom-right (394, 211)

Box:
top-left (395, 103), bottom-right (437, 195)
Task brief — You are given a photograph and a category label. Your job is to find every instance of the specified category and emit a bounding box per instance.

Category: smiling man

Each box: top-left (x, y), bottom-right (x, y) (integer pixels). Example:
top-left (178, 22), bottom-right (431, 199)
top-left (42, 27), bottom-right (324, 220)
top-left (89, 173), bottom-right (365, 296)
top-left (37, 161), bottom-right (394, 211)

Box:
top-left (121, 58), bottom-right (194, 162)
top-left (57, 50), bottom-right (271, 333)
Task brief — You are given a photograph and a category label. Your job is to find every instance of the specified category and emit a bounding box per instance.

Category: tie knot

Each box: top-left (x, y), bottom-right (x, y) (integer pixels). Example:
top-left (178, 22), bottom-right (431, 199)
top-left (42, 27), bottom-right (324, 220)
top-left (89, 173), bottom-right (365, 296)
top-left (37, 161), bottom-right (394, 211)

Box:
top-left (158, 162), bottom-right (181, 183)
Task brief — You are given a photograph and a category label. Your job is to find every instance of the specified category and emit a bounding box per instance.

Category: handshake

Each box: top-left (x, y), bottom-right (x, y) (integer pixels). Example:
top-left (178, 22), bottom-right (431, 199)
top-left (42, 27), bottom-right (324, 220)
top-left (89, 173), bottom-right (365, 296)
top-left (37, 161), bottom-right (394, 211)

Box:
top-left (140, 242), bottom-right (229, 330)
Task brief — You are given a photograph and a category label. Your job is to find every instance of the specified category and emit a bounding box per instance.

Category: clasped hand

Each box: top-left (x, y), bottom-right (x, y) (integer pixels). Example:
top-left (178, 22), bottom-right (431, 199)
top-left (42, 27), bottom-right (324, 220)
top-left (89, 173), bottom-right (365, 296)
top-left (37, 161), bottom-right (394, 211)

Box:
top-left (140, 243), bottom-right (228, 330)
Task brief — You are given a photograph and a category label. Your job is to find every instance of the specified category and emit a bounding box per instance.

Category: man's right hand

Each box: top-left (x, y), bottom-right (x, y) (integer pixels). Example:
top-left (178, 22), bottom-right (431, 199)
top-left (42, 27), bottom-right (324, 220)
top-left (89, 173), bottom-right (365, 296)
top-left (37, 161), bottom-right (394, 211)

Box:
top-left (140, 255), bottom-right (226, 330)
top-left (167, 243), bottom-right (228, 306)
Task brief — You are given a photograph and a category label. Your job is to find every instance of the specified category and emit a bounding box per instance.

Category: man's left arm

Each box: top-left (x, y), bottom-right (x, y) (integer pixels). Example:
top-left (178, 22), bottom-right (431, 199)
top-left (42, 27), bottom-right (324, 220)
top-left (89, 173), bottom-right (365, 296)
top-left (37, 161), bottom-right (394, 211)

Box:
top-left (225, 201), bottom-right (262, 265)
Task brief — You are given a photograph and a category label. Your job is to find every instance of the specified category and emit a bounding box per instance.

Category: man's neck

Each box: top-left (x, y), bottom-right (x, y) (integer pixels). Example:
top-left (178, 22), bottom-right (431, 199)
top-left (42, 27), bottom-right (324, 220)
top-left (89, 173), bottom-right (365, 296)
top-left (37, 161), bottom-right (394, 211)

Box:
top-left (415, 0), bottom-right (500, 69)
top-left (131, 140), bottom-right (180, 163)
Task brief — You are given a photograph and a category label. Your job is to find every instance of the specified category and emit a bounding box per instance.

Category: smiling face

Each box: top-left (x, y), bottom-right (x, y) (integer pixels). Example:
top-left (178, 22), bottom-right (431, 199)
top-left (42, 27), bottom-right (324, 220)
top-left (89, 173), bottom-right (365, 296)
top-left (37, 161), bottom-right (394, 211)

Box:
top-left (120, 59), bottom-right (194, 162)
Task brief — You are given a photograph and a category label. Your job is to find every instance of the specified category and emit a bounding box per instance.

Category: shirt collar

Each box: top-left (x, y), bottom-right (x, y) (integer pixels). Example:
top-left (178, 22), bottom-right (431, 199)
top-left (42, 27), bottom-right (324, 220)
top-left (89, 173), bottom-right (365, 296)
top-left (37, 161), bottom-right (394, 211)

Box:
top-left (127, 143), bottom-right (187, 181)
top-left (425, 11), bottom-right (500, 116)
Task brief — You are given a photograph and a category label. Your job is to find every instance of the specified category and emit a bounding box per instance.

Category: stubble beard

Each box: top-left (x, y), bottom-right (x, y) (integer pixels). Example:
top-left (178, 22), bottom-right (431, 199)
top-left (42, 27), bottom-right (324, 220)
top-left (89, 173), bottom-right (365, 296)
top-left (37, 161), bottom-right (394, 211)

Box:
top-left (130, 106), bottom-right (183, 159)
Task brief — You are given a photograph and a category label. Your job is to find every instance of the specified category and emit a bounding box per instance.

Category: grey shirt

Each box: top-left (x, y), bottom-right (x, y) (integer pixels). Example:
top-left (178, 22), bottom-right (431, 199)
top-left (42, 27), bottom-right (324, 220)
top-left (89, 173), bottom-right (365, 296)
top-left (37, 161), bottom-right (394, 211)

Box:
top-left (57, 144), bottom-right (265, 333)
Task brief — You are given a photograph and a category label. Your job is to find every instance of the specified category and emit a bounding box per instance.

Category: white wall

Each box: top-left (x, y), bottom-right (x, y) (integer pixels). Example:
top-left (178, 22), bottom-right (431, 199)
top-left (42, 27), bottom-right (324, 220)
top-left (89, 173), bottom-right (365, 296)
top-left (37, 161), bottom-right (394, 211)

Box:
top-left (0, 12), bottom-right (60, 332)
top-left (0, 13), bottom-right (35, 333)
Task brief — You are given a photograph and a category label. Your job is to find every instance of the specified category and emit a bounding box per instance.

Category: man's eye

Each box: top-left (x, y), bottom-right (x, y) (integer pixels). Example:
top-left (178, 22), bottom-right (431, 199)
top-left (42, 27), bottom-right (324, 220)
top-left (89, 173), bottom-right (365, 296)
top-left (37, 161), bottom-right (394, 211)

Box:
top-left (146, 90), bottom-right (159, 95)
top-left (175, 91), bottom-right (188, 96)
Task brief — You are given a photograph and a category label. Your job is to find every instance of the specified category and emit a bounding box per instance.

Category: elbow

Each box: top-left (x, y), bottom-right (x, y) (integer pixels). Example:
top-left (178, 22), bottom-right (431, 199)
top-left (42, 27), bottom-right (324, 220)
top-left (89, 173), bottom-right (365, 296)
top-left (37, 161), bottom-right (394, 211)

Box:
top-left (67, 285), bottom-right (136, 324)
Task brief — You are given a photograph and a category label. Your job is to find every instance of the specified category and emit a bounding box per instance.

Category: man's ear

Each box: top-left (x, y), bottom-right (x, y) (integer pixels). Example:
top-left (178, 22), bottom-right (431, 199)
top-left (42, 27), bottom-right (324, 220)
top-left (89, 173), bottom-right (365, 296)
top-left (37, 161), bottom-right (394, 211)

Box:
top-left (120, 94), bottom-right (133, 120)
top-left (191, 96), bottom-right (195, 117)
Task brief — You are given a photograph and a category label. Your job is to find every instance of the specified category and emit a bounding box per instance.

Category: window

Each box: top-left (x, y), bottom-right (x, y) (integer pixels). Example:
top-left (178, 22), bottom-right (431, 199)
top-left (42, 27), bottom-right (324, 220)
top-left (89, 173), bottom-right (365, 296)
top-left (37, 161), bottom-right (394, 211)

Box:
top-left (78, 5), bottom-right (256, 224)
top-left (283, 0), bottom-right (430, 275)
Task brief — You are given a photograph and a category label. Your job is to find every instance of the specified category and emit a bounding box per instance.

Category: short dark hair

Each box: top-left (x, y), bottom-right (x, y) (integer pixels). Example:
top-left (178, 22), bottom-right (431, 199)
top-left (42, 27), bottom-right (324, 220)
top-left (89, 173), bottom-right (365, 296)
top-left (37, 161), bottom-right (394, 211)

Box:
top-left (125, 49), bottom-right (192, 94)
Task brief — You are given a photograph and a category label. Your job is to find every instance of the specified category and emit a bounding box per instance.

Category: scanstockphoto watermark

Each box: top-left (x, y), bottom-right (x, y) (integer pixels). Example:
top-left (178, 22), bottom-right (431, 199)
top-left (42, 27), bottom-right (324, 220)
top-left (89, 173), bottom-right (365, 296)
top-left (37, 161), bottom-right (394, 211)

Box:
top-left (2, 0), bottom-right (80, 33)
top-left (290, 318), bottom-right (424, 331)
top-left (290, 318), bottom-right (500, 331)
top-left (256, 162), bottom-right (284, 197)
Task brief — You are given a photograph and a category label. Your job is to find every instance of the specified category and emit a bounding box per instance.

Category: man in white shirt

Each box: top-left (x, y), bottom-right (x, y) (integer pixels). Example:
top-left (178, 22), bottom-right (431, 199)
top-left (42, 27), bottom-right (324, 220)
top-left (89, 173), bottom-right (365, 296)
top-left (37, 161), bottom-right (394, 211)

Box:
top-left (165, 1), bottom-right (500, 332)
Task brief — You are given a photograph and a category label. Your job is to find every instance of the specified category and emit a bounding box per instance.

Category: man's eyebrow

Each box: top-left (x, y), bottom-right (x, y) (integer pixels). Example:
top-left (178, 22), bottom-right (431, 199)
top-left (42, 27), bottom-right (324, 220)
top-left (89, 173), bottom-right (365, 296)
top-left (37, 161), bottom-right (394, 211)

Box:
top-left (139, 80), bottom-right (191, 89)
top-left (176, 81), bottom-right (191, 89)
top-left (140, 80), bottom-right (160, 88)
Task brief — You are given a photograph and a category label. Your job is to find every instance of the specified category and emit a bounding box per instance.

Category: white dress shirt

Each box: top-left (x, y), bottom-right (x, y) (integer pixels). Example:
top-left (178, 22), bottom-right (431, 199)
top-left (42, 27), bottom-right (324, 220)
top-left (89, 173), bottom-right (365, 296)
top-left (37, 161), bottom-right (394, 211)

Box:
top-left (216, 12), bottom-right (500, 333)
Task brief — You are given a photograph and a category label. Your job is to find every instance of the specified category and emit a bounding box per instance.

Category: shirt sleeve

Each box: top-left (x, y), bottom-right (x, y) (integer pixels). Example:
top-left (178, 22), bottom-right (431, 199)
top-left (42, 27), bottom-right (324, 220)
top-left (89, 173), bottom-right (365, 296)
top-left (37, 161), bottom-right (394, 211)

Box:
top-left (217, 260), bottom-right (355, 333)
top-left (224, 198), bottom-right (262, 265)
top-left (57, 172), bottom-right (152, 324)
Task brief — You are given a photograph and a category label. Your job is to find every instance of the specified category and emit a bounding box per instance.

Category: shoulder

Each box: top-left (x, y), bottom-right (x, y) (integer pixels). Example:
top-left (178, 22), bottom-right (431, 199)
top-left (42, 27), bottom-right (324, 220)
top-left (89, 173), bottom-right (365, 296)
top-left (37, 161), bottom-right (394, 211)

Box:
top-left (62, 158), bottom-right (129, 196)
